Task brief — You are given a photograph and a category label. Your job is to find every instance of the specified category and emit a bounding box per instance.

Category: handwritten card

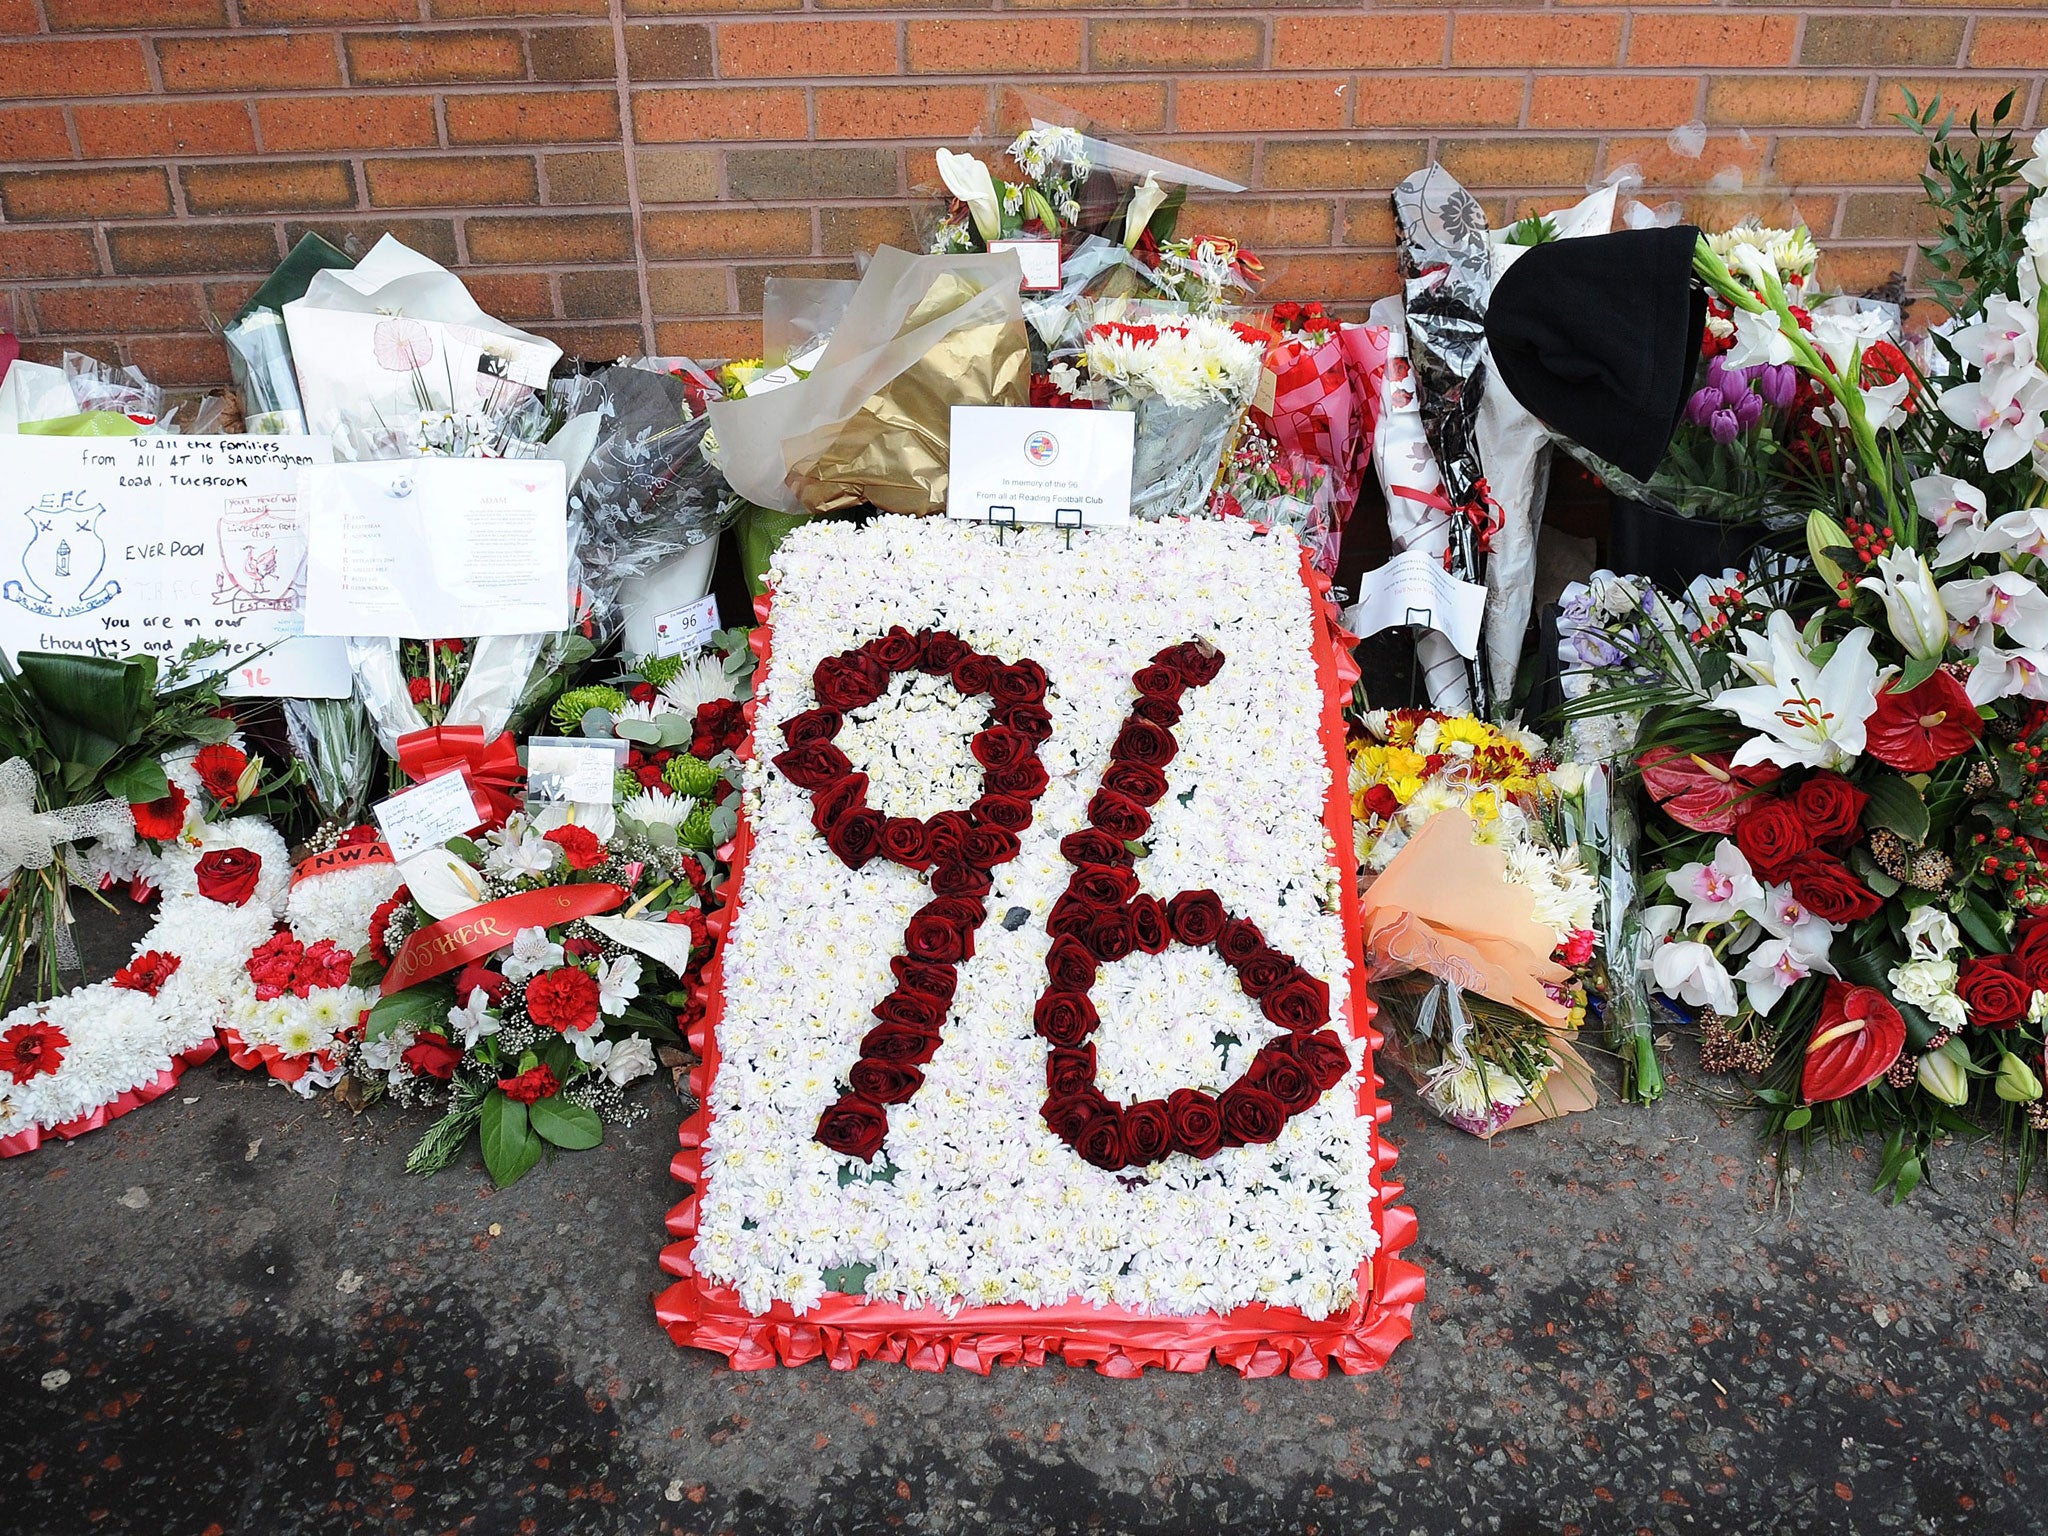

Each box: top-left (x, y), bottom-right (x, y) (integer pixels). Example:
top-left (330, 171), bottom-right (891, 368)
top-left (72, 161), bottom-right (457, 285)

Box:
top-left (373, 769), bottom-right (482, 861)
top-left (301, 458), bottom-right (568, 639)
top-left (1348, 548), bottom-right (1490, 660)
top-left (945, 406), bottom-right (1134, 528)
top-left (526, 736), bottom-right (626, 806)
top-left (0, 436), bottom-right (352, 696)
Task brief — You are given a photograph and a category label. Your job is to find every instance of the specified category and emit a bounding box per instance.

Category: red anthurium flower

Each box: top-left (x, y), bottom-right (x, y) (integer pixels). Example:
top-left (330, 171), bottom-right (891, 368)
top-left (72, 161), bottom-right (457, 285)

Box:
top-left (1637, 746), bottom-right (1780, 833)
top-left (1800, 981), bottom-right (1906, 1104)
top-left (0, 1019), bottom-right (66, 1083)
top-left (1863, 671), bottom-right (1981, 773)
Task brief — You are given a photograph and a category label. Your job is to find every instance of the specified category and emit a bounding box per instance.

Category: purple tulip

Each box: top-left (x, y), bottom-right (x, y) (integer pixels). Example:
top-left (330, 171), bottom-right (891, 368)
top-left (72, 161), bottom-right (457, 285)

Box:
top-left (1709, 407), bottom-right (1741, 445)
top-left (1685, 386), bottom-right (1725, 426)
top-left (1757, 362), bottom-right (1797, 410)
top-left (1705, 357), bottom-right (1742, 398)
top-left (1734, 390), bottom-right (1764, 429)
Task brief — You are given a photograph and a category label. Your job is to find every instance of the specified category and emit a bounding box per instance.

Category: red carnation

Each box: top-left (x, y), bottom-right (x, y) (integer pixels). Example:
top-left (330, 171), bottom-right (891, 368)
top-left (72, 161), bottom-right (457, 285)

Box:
top-left (402, 1031), bottom-right (464, 1081)
top-left (112, 950), bottom-right (181, 998)
top-left (543, 823), bottom-right (605, 871)
top-left (367, 887), bottom-right (410, 966)
top-left (196, 847), bottom-right (262, 907)
top-left (293, 937), bottom-right (354, 994)
top-left (130, 784), bottom-right (189, 842)
top-left (497, 1063), bottom-right (560, 1103)
top-left (524, 964), bottom-right (601, 1033)
top-left (246, 931), bottom-right (306, 1000)
top-left (0, 1019), bottom-right (66, 1083)
top-left (1864, 671), bottom-right (1982, 773)
top-left (192, 743), bottom-right (250, 806)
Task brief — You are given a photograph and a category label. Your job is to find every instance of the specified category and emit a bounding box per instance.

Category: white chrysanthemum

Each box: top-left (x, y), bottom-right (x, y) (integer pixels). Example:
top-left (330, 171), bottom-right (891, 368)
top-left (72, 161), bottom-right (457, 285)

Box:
top-left (659, 655), bottom-right (735, 718)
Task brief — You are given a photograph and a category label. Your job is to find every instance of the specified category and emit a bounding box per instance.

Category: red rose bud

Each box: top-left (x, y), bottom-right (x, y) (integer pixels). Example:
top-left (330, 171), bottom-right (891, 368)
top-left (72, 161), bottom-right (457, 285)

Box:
top-left (1121, 1099), bottom-right (1174, 1164)
top-left (816, 1092), bottom-right (888, 1160)
top-left (1166, 1087), bottom-right (1224, 1157)
top-left (1732, 798), bottom-right (1810, 879)
top-left (1791, 771), bottom-right (1866, 846)
top-left (1957, 955), bottom-right (2029, 1028)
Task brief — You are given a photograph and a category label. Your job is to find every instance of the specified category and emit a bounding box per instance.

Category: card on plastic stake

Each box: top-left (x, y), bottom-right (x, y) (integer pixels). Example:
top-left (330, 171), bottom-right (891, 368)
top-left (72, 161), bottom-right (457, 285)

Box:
top-left (373, 768), bottom-right (482, 861)
top-left (651, 593), bottom-right (720, 657)
top-left (944, 406), bottom-right (1134, 528)
top-left (525, 736), bottom-right (627, 806)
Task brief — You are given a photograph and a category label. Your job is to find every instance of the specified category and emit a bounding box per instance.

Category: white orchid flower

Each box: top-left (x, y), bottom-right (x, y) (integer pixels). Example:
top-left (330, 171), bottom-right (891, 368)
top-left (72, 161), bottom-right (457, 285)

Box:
top-left (403, 848), bottom-right (489, 922)
top-left (1966, 640), bottom-right (2048, 705)
top-left (1910, 473), bottom-right (1990, 565)
top-left (936, 149), bottom-right (1002, 244)
top-left (597, 953), bottom-right (642, 1017)
top-left (1714, 611), bottom-right (1889, 770)
top-left (447, 987), bottom-right (500, 1050)
top-left (1123, 171), bottom-right (1169, 251)
top-left (1639, 904), bottom-right (1684, 947)
top-left (1670, 839), bottom-right (1763, 926)
top-left (1736, 939), bottom-right (1811, 1017)
top-left (1950, 294), bottom-right (2039, 373)
top-left (1857, 546), bottom-right (1948, 659)
top-left (2022, 129), bottom-right (2048, 190)
top-left (1725, 306), bottom-right (1794, 368)
top-left (1901, 907), bottom-right (1960, 962)
top-left (1651, 940), bottom-right (1739, 1015)
top-left (1941, 570), bottom-right (2048, 650)
top-left (1757, 883), bottom-right (1836, 966)
top-left (1938, 365), bottom-right (2048, 472)
top-left (1986, 505), bottom-right (2048, 562)
top-left (501, 925), bottom-right (565, 985)
top-left (1855, 374), bottom-right (1913, 434)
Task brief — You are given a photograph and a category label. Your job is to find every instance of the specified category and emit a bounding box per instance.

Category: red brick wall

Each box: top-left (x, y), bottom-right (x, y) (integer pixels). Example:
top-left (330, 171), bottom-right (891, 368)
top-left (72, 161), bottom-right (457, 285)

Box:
top-left (3, 3), bottom-right (2045, 389)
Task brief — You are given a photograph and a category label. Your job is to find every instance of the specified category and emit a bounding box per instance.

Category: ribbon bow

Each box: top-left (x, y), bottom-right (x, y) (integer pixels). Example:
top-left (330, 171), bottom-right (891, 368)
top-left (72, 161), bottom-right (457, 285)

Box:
top-left (394, 727), bottom-right (524, 832)
top-left (0, 757), bottom-right (136, 886)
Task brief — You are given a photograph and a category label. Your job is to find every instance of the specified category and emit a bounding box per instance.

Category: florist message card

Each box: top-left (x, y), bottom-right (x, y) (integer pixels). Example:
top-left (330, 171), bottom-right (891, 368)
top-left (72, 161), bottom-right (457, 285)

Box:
top-left (657, 517), bottom-right (1419, 1377)
top-left (0, 436), bottom-right (351, 697)
top-left (946, 406), bottom-right (1134, 527)
top-left (301, 458), bottom-right (568, 640)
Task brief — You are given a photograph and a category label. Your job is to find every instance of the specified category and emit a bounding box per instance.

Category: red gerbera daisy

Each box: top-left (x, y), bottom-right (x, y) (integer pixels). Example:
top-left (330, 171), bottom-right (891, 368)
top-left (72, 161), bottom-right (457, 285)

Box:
top-left (130, 783), bottom-right (189, 842)
top-left (0, 1020), bottom-right (67, 1083)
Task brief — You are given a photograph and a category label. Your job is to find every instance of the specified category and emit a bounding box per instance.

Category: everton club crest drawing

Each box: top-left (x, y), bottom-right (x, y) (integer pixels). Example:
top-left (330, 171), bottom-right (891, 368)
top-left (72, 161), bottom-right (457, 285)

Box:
top-left (4, 490), bottom-right (120, 619)
top-left (213, 494), bottom-right (307, 614)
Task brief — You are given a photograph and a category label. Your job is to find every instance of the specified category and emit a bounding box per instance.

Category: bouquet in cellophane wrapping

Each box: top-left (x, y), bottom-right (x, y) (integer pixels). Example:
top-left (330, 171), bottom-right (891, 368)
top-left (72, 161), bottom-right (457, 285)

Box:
top-left (1046, 306), bottom-right (1264, 521)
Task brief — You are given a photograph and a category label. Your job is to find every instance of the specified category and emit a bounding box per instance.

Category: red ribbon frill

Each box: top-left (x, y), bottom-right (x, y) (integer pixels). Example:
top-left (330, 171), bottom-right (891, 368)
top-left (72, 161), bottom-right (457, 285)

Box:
top-left (0, 1038), bottom-right (219, 1158)
top-left (394, 725), bottom-right (524, 832)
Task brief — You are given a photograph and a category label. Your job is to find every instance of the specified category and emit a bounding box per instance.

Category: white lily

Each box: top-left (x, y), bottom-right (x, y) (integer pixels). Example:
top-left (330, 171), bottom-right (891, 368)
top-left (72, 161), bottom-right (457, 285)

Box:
top-left (1941, 570), bottom-right (2048, 650)
top-left (1670, 839), bottom-right (1763, 926)
top-left (1735, 939), bottom-right (1812, 1017)
top-left (1725, 306), bottom-right (1793, 368)
top-left (447, 986), bottom-right (500, 1050)
top-left (501, 925), bottom-right (565, 985)
top-left (936, 148), bottom-right (1002, 245)
top-left (1123, 171), bottom-right (1169, 250)
top-left (403, 848), bottom-right (490, 922)
top-left (1857, 546), bottom-right (1948, 659)
top-left (1651, 940), bottom-right (1739, 1015)
top-left (597, 953), bottom-right (642, 1017)
top-left (1713, 611), bottom-right (1889, 770)
top-left (1909, 474), bottom-right (1990, 566)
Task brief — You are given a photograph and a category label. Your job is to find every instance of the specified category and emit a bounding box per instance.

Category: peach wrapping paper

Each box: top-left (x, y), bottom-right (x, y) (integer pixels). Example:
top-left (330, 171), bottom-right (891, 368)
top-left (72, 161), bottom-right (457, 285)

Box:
top-left (653, 546), bottom-right (1423, 1377)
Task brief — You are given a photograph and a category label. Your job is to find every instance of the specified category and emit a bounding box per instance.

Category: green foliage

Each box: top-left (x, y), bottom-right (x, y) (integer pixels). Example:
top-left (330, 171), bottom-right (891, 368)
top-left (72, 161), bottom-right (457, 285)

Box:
top-left (1899, 86), bottom-right (2025, 323)
top-left (529, 1095), bottom-right (603, 1150)
top-left (480, 1089), bottom-right (544, 1187)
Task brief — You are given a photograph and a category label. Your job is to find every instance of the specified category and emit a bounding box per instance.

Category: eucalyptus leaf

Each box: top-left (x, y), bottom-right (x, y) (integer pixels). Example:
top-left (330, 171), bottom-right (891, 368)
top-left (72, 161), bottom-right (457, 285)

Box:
top-left (615, 719), bottom-right (663, 746)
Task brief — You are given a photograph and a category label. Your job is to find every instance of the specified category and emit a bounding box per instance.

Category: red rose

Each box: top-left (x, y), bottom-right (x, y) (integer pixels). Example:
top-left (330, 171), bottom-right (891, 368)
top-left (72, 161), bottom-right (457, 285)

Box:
top-left (113, 949), bottom-right (181, 997)
top-left (1260, 970), bottom-right (1331, 1032)
top-left (1047, 1044), bottom-right (1096, 1097)
top-left (1041, 1089), bottom-right (1107, 1143)
top-left (1784, 851), bottom-right (1883, 924)
top-left (1074, 1107), bottom-right (1128, 1170)
top-left (961, 826), bottom-right (1020, 870)
top-left (1157, 640), bottom-right (1225, 686)
top-left (454, 962), bottom-right (507, 1006)
top-left (905, 902), bottom-right (978, 964)
top-left (824, 809), bottom-right (886, 868)
top-left (1122, 1098), bottom-right (1173, 1164)
top-left (1166, 1087), bottom-right (1224, 1158)
top-left (917, 630), bottom-right (970, 673)
top-left (543, 823), bottom-right (606, 871)
top-left (849, 1057), bottom-right (923, 1103)
top-left (970, 793), bottom-right (1034, 831)
top-left (689, 698), bottom-right (748, 759)
top-left (1072, 865), bottom-right (1140, 908)
top-left (1130, 895), bottom-right (1168, 954)
top-left (130, 784), bottom-right (190, 842)
top-left (1957, 955), bottom-right (2030, 1028)
top-left (890, 956), bottom-right (958, 999)
top-left (1793, 772), bottom-right (1867, 847)
top-left (1235, 948), bottom-right (1292, 997)
top-left (1218, 1082), bottom-right (1285, 1145)
top-left (1217, 917), bottom-right (1267, 966)
top-left (1638, 746), bottom-right (1779, 834)
top-left (878, 818), bottom-right (932, 869)
top-left (337, 824), bottom-right (381, 848)
top-left (859, 1022), bottom-right (942, 1063)
top-left (970, 726), bottom-right (1034, 772)
top-left (2013, 918), bottom-right (2048, 992)
top-left (931, 860), bottom-right (994, 899)
top-left (1033, 990), bottom-right (1099, 1046)
top-left (1086, 789), bottom-right (1152, 841)
top-left (1042, 934), bottom-right (1097, 991)
top-left (408, 675), bottom-right (452, 707)
top-left (816, 1092), bottom-right (888, 1159)
top-left (991, 659), bottom-right (1048, 706)
top-left (1084, 907), bottom-right (1135, 962)
top-left (781, 709), bottom-right (841, 748)
top-left (949, 652), bottom-right (998, 698)
top-left (1059, 830), bottom-right (1131, 868)
top-left (869, 626), bottom-right (922, 673)
top-left (809, 774), bottom-right (869, 832)
top-left (984, 757), bottom-right (1049, 798)
top-left (192, 743), bottom-right (250, 806)
top-left (497, 1063), bottom-right (560, 1104)
top-left (1165, 891), bottom-right (1227, 947)
top-left (1865, 671), bottom-right (1983, 773)
top-left (1132, 695), bottom-right (1183, 728)
top-left (871, 992), bottom-right (946, 1038)
top-left (402, 1031), bottom-right (464, 1080)
top-left (1110, 719), bottom-right (1177, 769)
top-left (1289, 1029), bottom-right (1351, 1090)
top-left (196, 848), bottom-right (262, 907)
top-left (1249, 1042), bottom-right (1320, 1113)
top-left (924, 812), bottom-right (970, 858)
top-left (812, 652), bottom-right (888, 711)
top-left (0, 1019), bottom-right (66, 1083)
top-left (525, 965), bottom-right (600, 1033)
top-left (1733, 799), bottom-right (1810, 879)
top-left (1101, 761), bottom-right (1168, 805)
top-left (1131, 663), bottom-right (1182, 700)
top-left (1800, 981), bottom-right (1905, 1103)
top-left (995, 701), bottom-right (1053, 742)
top-left (773, 742), bottom-right (853, 791)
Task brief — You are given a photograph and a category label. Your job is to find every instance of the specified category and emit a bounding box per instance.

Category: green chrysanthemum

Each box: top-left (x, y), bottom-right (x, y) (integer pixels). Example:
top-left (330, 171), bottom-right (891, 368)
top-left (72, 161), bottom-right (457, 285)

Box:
top-left (679, 802), bottom-right (715, 850)
top-left (635, 654), bottom-right (688, 690)
top-left (663, 753), bottom-right (722, 798)
top-left (613, 767), bottom-right (645, 805)
top-left (550, 685), bottom-right (628, 731)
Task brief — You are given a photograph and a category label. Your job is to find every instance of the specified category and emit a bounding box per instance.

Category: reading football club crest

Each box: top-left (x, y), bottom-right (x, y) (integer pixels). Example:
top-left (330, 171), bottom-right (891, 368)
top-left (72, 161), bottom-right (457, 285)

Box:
top-left (4, 490), bottom-right (119, 619)
top-left (214, 494), bottom-right (307, 614)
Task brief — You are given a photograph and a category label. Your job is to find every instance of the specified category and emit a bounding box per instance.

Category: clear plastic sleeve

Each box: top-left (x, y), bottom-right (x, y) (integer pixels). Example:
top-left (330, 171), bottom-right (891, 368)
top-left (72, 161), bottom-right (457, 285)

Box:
top-left (282, 694), bottom-right (379, 828)
top-left (220, 309), bottom-right (309, 435)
